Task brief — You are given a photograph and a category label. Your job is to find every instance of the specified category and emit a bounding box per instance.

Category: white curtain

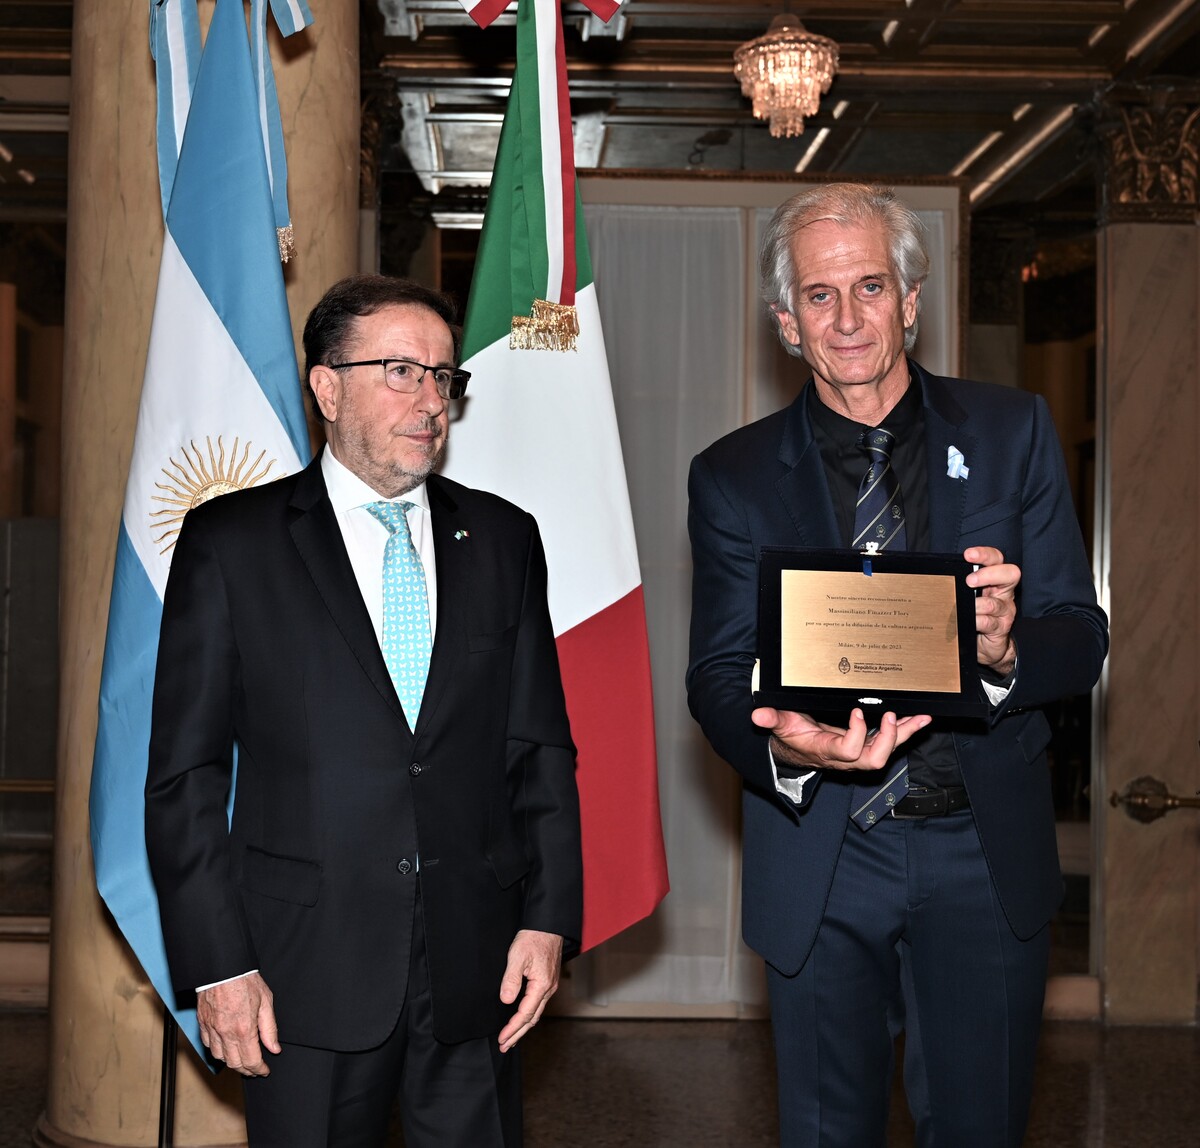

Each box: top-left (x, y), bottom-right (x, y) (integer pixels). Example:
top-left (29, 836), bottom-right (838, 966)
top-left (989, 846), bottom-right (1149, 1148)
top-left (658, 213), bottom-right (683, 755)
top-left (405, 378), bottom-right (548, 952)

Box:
top-left (911, 210), bottom-right (950, 377)
top-left (570, 204), bottom-right (766, 1012)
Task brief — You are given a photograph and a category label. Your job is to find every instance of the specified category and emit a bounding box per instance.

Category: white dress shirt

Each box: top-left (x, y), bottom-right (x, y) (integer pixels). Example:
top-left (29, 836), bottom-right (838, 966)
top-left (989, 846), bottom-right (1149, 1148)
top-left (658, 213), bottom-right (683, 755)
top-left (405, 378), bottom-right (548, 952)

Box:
top-left (320, 445), bottom-right (438, 643)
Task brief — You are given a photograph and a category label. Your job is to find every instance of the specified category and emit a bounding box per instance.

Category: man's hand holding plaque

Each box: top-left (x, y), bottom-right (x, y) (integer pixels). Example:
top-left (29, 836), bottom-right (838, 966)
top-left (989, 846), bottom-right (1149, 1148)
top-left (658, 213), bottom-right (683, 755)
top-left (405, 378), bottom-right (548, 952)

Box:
top-left (965, 546), bottom-right (1019, 677)
top-left (751, 706), bottom-right (933, 773)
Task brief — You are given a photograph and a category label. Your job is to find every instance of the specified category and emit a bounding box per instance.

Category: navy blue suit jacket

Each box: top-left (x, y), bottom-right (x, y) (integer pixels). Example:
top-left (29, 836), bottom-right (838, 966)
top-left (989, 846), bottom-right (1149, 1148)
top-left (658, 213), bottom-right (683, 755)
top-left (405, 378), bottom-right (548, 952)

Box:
top-left (686, 362), bottom-right (1108, 975)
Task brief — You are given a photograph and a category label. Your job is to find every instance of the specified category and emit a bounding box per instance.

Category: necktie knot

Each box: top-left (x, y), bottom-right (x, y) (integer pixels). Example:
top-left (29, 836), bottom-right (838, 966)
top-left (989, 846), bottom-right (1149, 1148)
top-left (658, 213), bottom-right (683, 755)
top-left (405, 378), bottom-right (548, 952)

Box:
top-left (859, 427), bottom-right (897, 461)
top-left (366, 500), bottom-right (415, 534)
top-left (852, 425), bottom-right (907, 552)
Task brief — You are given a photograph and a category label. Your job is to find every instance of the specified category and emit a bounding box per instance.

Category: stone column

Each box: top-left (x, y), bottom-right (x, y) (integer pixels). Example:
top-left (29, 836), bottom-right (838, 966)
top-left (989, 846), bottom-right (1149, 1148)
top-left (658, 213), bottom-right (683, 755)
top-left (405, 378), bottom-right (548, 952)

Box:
top-left (37, 2), bottom-right (358, 1145)
top-left (1095, 82), bottom-right (1200, 1025)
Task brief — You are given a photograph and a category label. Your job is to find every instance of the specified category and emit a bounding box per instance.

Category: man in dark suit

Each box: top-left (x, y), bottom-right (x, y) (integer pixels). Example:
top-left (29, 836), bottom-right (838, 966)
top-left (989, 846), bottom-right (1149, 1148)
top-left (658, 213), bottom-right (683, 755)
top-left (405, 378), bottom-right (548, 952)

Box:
top-left (686, 184), bottom-right (1107, 1147)
top-left (145, 275), bottom-right (582, 1148)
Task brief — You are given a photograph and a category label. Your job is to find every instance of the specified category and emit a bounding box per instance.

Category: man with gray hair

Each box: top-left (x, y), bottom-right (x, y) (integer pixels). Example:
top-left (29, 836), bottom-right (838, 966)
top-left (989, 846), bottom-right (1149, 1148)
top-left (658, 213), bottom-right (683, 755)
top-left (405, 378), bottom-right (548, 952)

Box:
top-left (686, 183), bottom-right (1107, 1145)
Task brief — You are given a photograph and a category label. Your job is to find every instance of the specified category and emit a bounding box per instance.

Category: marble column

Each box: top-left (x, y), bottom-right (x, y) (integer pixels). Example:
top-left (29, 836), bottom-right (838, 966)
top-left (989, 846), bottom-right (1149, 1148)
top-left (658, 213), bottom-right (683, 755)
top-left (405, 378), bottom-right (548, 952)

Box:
top-left (1095, 83), bottom-right (1200, 1025)
top-left (38, 2), bottom-right (358, 1145)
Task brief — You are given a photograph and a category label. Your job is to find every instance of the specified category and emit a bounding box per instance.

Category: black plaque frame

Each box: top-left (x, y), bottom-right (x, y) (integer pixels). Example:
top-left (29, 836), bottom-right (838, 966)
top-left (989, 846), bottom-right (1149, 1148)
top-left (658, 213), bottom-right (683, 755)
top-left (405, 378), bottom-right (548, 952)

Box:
top-left (755, 547), bottom-right (988, 721)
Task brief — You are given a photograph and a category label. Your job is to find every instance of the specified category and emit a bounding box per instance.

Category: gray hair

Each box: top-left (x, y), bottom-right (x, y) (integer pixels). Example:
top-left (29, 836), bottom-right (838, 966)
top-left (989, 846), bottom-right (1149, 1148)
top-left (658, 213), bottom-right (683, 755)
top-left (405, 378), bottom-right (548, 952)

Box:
top-left (760, 183), bottom-right (930, 359)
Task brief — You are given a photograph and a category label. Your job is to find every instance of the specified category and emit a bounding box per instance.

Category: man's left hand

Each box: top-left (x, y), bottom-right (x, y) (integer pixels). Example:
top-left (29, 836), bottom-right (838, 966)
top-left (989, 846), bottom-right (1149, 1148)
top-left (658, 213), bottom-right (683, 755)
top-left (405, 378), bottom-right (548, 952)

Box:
top-left (965, 546), bottom-right (1019, 676)
top-left (497, 929), bottom-right (564, 1053)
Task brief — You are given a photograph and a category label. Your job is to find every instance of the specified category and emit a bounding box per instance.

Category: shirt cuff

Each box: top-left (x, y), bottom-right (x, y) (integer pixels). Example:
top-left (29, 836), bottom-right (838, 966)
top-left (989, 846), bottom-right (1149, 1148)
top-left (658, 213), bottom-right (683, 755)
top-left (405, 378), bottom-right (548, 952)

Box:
top-left (755, 658), bottom-right (817, 803)
top-left (979, 657), bottom-right (1017, 707)
top-left (196, 969), bottom-right (258, 992)
top-left (769, 742), bottom-right (817, 805)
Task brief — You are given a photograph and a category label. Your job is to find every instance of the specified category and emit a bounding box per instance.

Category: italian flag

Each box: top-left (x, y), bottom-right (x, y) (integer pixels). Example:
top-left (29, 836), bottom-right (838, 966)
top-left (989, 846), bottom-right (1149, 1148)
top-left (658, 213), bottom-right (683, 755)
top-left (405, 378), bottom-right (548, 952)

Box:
top-left (445, 0), bottom-right (668, 951)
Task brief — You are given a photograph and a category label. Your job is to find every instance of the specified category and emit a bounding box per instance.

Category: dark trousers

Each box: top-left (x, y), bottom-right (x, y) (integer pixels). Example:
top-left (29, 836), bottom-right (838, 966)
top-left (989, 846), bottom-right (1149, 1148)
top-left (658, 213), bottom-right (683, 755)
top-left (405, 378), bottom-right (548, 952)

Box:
top-left (242, 894), bottom-right (521, 1148)
top-left (766, 810), bottom-right (1050, 1148)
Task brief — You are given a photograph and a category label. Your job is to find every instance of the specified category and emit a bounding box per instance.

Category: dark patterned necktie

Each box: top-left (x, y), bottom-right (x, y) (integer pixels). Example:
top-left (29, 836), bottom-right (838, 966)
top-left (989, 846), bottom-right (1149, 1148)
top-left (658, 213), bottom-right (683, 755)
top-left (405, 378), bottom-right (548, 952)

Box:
top-left (852, 427), bottom-right (907, 552)
top-left (849, 426), bottom-right (909, 829)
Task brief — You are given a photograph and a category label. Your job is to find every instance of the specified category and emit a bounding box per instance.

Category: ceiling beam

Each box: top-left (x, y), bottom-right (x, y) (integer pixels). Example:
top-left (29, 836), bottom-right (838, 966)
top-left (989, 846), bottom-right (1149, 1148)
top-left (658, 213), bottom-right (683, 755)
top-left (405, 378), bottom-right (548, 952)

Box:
top-left (382, 41), bottom-right (1112, 93)
top-left (968, 104), bottom-right (1080, 205)
top-left (393, 0), bottom-right (1129, 26)
top-left (417, 103), bottom-right (1018, 132)
top-left (1101, 0), bottom-right (1200, 72)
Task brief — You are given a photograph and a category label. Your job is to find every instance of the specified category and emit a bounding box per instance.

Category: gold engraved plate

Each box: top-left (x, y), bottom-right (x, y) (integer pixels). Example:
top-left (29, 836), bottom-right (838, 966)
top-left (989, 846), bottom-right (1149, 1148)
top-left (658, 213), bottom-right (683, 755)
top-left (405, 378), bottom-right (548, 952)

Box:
top-left (779, 569), bottom-right (960, 694)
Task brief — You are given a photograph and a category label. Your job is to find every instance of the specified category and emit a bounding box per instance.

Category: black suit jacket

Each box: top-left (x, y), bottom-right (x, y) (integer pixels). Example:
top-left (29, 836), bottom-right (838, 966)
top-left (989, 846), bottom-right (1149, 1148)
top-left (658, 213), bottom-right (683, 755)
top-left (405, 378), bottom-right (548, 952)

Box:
top-left (686, 363), bottom-right (1108, 974)
top-left (145, 458), bottom-right (582, 1050)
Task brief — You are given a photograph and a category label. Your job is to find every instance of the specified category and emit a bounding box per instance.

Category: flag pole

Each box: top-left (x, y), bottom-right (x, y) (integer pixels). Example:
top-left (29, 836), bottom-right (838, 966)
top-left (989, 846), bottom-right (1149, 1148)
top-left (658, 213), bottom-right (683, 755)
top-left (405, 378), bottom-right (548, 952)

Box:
top-left (158, 1006), bottom-right (177, 1148)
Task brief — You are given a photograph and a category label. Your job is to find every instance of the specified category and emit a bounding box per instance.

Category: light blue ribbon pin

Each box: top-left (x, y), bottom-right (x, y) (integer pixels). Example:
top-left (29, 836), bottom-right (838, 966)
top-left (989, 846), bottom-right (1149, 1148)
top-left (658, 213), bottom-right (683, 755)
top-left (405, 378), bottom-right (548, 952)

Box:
top-left (947, 445), bottom-right (969, 480)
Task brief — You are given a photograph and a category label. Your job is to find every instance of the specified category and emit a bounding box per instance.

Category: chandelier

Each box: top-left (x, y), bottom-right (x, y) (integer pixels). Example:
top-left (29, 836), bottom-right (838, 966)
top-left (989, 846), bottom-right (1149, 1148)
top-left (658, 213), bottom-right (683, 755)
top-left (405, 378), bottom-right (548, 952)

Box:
top-left (734, 14), bottom-right (839, 139)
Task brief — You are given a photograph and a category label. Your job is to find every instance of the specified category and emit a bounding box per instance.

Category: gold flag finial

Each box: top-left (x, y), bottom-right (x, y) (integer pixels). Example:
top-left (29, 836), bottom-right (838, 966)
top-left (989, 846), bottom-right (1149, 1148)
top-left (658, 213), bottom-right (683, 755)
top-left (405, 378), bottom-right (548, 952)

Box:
top-left (277, 224), bottom-right (295, 263)
top-left (509, 298), bottom-right (579, 352)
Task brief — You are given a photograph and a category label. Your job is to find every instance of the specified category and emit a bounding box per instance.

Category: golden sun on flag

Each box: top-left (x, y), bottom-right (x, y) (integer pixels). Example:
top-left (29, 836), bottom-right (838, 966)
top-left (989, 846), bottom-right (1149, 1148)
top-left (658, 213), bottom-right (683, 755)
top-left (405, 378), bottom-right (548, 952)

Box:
top-left (151, 436), bottom-right (278, 553)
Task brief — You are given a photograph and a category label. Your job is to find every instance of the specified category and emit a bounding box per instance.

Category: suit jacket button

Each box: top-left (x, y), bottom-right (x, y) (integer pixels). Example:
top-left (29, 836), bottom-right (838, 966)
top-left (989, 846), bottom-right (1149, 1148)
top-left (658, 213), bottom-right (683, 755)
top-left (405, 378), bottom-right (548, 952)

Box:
top-left (409, 762), bottom-right (422, 776)
top-left (397, 859), bottom-right (412, 875)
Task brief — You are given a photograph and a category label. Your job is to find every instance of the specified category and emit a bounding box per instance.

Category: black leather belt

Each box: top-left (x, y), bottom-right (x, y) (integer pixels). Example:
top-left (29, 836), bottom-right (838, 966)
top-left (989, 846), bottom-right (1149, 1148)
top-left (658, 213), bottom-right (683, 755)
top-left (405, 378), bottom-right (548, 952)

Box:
top-left (891, 785), bottom-right (970, 818)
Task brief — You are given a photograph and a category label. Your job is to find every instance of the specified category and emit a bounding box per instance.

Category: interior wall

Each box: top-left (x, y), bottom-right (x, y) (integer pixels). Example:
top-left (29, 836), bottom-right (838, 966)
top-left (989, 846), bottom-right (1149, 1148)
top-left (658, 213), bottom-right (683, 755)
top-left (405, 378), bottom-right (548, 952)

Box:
top-left (1023, 334), bottom-right (1096, 520)
top-left (967, 324), bottom-right (1021, 389)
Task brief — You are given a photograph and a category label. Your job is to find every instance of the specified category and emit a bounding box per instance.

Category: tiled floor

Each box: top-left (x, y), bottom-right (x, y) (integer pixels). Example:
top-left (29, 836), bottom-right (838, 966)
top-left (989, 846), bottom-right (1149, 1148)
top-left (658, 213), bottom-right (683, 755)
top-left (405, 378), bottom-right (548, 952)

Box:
top-left (4, 1009), bottom-right (1199, 1146)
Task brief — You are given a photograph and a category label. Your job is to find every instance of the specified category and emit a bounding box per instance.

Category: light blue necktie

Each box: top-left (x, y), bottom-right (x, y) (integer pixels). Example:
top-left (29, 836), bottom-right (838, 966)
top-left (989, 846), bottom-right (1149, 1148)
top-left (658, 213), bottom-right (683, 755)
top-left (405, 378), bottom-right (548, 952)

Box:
top-left (366, 501), bottom-right (431, 728)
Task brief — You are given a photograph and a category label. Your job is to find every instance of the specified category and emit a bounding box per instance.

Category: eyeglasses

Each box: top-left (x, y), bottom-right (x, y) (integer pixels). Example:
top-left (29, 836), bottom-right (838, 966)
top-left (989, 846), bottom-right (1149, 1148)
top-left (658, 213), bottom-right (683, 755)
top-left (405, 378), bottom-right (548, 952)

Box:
top-left (331, 358), bottom-right (470, 400)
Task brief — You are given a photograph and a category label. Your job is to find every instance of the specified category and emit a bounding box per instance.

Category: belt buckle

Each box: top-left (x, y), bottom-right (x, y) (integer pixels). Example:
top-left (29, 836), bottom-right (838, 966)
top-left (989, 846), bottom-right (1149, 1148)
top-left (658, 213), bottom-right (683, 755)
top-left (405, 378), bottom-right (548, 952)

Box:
top-left (894, 786), bottom-right (951, 818)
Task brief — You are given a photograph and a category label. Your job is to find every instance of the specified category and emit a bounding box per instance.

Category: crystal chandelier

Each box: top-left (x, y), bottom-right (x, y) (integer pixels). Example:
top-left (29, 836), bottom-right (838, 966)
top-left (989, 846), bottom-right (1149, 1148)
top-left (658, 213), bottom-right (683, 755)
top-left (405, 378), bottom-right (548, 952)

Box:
top-left (734, 14), bottom-right (839, 139)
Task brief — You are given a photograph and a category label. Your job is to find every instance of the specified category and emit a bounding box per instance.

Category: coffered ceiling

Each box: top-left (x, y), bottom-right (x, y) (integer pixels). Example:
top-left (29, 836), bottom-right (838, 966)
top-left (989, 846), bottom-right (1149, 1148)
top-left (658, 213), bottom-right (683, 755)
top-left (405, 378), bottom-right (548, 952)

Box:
top-left (371, 0), bottom-right (1200, 222)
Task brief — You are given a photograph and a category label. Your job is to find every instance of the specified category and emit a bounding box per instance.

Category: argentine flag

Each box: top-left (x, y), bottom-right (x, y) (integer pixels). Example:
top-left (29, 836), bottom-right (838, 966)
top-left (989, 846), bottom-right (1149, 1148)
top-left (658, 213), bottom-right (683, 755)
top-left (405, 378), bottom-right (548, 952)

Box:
top-left (89, 0), bottom-right (312, 1059)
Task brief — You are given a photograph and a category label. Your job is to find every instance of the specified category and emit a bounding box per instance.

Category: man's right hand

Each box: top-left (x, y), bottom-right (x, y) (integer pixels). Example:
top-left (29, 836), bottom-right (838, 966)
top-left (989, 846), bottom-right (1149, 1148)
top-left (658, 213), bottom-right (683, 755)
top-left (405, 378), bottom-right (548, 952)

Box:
top-left (196, 972), bottom-right (280, 1077)
top-left (752, 706), bottom-right (931, 771)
